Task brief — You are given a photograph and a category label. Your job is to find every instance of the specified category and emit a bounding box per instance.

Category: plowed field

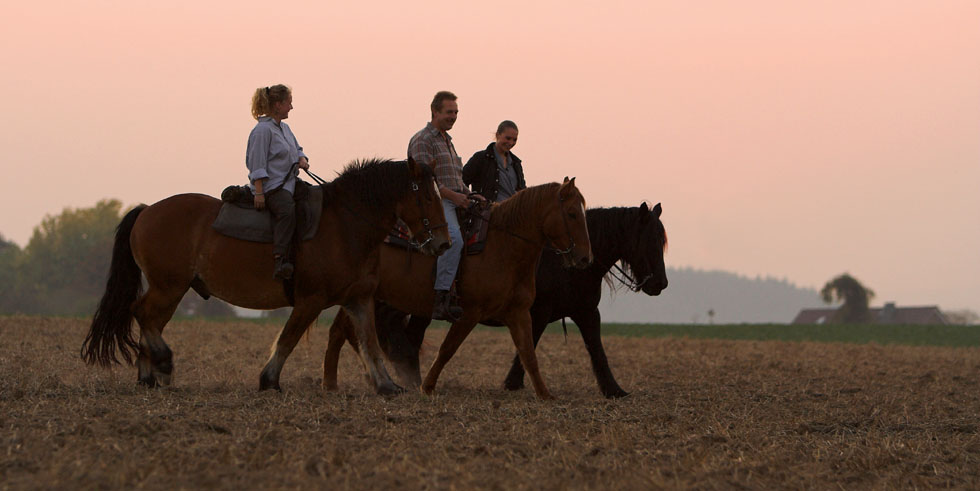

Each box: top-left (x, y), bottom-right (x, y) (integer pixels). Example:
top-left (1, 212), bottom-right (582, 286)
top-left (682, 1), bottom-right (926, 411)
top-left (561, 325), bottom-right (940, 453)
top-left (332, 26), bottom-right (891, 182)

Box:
top-left (2, 316), bottom-right (978, 489)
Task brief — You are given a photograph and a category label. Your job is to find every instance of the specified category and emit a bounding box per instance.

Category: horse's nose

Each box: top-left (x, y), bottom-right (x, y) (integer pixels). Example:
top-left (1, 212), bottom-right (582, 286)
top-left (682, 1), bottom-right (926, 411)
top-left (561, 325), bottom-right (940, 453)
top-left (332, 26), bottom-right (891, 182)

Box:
top-left (435, 240), bottom-right (451, 254)
top-left (576, 255), bottom-right (592, 269)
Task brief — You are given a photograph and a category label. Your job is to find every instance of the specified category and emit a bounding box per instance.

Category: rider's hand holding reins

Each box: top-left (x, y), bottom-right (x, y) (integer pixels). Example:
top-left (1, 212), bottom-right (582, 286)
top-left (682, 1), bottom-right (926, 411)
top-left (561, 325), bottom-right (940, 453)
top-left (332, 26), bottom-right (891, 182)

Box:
top-left (253, 178), bottom-right (266, 211)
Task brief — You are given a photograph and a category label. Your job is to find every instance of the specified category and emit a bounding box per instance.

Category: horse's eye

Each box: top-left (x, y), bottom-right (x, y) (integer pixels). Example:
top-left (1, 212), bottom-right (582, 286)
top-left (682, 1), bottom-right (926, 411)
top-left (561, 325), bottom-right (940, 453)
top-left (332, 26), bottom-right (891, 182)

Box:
top-left (567, 212), bottom-right (576, 220)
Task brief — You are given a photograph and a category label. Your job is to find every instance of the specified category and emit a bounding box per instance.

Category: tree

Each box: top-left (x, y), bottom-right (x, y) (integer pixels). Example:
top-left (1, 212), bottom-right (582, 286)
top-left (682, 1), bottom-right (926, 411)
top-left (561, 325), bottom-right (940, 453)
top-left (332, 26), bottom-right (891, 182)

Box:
top-left (820, 273), bottom-right (875, 324)
top-left (14, 200), bottom-right (124, 314)
top-left (0, 234), bottom-right (23, 313)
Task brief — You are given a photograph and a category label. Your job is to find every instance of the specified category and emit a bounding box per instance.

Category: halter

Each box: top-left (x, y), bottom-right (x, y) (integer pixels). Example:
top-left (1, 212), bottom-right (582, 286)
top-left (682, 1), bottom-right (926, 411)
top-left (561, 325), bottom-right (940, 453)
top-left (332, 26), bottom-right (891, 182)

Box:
top-left (610, 262), bottom-right (654, 293)
top-left (409, 180), bottom-right (448, 250)
top-left (304, 167), bottom-right (444, 250)
top-left (605, 218), bottom-right (662, 292)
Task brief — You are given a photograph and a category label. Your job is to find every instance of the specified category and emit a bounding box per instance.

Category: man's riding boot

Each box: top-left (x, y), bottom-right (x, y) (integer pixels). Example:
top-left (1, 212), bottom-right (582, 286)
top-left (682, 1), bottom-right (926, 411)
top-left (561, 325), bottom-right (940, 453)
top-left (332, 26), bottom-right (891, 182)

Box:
top-left (274, 255), bottom-right (294, 280)
top-left (432, 289), bottom-right (462, 322)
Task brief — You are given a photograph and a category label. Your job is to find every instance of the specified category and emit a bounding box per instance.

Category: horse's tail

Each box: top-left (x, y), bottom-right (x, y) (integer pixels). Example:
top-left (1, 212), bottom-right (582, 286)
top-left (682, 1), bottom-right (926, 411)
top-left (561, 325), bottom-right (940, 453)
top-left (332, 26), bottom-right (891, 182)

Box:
top-left (81, 204), bottom-right (147, 367)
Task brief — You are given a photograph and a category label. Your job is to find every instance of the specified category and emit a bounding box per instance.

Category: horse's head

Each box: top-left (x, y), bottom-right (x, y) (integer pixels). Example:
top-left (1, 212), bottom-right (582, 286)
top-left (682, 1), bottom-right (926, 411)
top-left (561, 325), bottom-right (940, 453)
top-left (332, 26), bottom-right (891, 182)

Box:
top-left (545, 177), bottom-right (592, 269)
top-left (623, 202), bottom-right (668, 295)
top-left (396, 159), bottom-right (451, 256)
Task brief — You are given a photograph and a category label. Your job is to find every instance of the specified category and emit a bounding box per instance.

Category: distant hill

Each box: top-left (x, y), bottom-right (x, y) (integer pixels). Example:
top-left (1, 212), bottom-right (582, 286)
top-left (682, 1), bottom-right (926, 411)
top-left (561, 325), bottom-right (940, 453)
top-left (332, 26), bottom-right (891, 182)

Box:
top-left (598, 266), bottom-right (825, 324)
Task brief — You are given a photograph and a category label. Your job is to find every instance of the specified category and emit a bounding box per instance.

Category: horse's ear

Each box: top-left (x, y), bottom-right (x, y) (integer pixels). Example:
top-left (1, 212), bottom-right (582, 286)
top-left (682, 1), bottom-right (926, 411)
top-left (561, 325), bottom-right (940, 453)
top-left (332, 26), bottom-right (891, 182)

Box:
top-left (638, 202), bottom-right (651, 222)
top-left (407, 157), bottom-right (421, 177)
top-left (653, 202), bottom-right (662, 218)
top-left (559, 177), bottom-right (576, 199)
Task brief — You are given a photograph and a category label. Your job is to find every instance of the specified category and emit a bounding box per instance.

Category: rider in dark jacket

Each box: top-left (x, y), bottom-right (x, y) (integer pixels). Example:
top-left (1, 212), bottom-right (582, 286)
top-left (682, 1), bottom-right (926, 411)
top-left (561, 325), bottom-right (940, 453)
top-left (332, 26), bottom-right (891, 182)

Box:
top-left (462, 120), bottom-right (526, 202)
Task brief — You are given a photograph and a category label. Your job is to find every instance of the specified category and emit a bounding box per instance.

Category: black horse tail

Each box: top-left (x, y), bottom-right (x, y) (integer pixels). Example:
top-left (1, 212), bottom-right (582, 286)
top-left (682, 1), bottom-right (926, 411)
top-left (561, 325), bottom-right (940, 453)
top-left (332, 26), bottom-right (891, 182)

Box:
top-left (81, 204), bottom-right (147, 367)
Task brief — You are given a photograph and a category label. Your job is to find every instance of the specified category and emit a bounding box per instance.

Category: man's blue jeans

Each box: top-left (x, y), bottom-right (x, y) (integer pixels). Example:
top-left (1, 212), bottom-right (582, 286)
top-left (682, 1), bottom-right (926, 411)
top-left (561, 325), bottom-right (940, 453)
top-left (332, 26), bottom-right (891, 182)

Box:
top-left (435, 199), bottom-right (463, 291)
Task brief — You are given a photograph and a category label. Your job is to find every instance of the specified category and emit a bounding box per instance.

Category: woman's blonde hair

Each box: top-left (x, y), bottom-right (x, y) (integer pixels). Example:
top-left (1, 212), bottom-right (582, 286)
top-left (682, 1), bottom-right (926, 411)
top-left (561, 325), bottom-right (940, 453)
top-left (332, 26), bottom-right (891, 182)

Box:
top-left (250, 84), bottom-right (291, 120)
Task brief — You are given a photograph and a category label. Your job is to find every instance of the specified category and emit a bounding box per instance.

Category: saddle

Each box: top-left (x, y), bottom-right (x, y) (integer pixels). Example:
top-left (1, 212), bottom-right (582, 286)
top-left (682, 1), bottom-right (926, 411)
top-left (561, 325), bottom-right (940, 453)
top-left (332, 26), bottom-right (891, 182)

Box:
top-left (384, 200), bottom-right (491, 255)
top-left (212, 181), bottom-right (324, 243)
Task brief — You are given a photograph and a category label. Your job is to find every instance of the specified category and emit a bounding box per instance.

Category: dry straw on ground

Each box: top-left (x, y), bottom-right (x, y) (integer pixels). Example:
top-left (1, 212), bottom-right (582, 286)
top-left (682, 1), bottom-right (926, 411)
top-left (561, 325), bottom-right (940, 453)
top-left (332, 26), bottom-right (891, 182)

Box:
top-left (1, 316), bottom-right (978, 489)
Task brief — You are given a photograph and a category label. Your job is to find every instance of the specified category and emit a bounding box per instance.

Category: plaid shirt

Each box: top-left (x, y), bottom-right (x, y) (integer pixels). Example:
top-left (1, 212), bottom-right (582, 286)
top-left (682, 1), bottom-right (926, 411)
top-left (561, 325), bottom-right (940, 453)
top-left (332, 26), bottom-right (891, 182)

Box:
top-left (408, 122), bottom-right (467, 193)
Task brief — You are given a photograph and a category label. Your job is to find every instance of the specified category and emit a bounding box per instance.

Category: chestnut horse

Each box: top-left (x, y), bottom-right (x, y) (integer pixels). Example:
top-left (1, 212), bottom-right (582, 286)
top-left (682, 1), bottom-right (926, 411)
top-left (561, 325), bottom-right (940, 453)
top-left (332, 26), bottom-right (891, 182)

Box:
top-left (366, 203), bottom-right (668, 398)
top-left (81, 159), bottom-right (450, 394)
top-left (323, 179), bottom-right (592, 399)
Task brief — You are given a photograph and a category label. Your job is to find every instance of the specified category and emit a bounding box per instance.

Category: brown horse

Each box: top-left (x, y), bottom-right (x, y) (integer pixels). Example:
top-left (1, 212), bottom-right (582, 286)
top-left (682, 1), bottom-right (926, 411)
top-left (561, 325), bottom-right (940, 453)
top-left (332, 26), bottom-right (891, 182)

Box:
top-left (323, 178), bottom-right (592, 399)
top-left (81, 159), bottom-right (450, 394)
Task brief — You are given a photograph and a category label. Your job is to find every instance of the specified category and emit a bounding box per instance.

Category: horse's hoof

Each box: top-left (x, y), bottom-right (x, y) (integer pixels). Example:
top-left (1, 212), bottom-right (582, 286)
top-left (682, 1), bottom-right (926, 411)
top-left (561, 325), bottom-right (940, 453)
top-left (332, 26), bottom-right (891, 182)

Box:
top-left (322, 382), bottom-right (340, 392)
top-left (603, 389), bottom-right (630, 399)
top-left (503, 379), bottom-right (525, 391)
top-left (137, 377), bottom-right (158, 388)
top-left (420, 383), bottom-right (435, 395)
top-left (153, 371), bottom-right (172, 386)
top-left (259, 377), bottom-right (282, 392)
top-left (376, 382), bottom-right (405, 396)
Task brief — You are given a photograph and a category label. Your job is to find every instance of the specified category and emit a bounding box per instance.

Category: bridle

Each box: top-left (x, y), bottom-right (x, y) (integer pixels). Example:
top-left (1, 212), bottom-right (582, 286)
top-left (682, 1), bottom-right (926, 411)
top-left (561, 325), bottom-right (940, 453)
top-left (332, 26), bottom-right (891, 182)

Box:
top-left (610, 262), bottom-right (654, 293)
top-left (606, 221), bottom-right (663, 292)
top-left (408, 179), bottom-right (448, 250)
top-left (303, 167), bottom-right (445, 250)
top-left (547, 193), bottom-right (578, 261)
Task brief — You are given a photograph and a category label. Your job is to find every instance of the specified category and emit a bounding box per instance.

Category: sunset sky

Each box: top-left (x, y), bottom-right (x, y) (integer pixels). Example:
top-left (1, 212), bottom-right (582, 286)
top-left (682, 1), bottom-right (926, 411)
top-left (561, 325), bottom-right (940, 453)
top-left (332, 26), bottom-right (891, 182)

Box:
top-left (2, 1), bottom-right (978, 313)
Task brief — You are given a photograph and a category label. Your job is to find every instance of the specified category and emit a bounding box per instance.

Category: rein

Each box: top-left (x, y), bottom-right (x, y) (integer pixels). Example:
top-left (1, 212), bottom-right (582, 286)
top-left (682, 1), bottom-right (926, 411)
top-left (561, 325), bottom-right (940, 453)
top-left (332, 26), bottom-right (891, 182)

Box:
top-left (303, 168), bottom-right (445, 250)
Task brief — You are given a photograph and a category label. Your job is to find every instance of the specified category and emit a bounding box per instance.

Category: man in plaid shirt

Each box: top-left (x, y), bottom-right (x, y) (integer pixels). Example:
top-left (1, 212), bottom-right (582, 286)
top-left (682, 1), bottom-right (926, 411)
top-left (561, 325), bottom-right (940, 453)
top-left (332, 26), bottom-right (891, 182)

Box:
top-left (408, 91), bottom-right (483, 321)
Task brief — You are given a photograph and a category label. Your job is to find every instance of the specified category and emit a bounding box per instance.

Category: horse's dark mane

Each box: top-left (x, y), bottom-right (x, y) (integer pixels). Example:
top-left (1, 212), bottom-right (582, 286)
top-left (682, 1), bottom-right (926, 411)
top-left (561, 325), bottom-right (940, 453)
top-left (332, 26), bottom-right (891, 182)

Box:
top-left (490, 182), bottom-right (563, 231)
top-left (322, 158), bottom-right (434, 215)
top-left (586, 206), bottom-right (667, 287)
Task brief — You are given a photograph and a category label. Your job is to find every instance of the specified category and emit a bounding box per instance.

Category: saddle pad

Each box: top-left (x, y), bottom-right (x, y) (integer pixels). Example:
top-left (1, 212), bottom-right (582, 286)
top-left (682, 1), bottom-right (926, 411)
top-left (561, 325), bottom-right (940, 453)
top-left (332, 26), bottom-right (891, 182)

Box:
top-left (212, 186), bottom-right (323, 243)
top-left (457, 202), bottom-right (491, 255)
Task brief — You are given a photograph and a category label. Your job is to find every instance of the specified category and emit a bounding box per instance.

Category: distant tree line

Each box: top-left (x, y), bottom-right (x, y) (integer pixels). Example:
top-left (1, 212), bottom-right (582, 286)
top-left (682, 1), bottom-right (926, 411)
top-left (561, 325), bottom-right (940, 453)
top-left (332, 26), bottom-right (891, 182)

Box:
top-left (0, 200), bottom-right (235, 318)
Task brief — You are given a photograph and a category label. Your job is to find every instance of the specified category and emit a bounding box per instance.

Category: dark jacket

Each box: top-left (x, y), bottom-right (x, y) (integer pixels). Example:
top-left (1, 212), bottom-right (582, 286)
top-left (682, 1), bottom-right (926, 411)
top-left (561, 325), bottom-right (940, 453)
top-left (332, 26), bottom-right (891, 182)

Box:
top-left (462, 143), bottom-right (527, 201)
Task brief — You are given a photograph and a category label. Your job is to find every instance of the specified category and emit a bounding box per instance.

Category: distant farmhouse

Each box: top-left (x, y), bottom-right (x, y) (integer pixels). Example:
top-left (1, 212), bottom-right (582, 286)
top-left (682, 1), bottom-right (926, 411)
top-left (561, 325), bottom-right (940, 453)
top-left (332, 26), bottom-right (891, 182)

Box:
top-left (792, 302), bottom-right (947, 325)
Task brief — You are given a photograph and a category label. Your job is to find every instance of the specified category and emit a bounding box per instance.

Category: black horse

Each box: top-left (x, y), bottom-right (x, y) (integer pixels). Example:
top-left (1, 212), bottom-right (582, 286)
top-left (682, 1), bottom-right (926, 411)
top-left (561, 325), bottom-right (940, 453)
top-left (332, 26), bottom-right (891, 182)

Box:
top-left (372, 202), bottom-right (668, 398)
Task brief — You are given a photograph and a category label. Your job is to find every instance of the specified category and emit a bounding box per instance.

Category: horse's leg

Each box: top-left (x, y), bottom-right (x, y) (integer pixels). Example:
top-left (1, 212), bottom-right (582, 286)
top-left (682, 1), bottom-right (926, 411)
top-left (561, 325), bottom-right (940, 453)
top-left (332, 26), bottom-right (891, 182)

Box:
top-left (420, 316), bottom-right (478, 395)
top-left (504, 310), bottom-right (554, 400)
top-left (342, 298), bottom-right (402, 395)
top-left (259, 302), bottom-right (321, 391)
top-left (132, 285), bottom-right (184, 387)
top-left (323, 309), bottom-right (357, 391)
top-left (503, 306), bottom-right (552, 391)
top-left (571, 309), bottom-right (629, 398)
top-left (382, 311), bottom-right (424, 390)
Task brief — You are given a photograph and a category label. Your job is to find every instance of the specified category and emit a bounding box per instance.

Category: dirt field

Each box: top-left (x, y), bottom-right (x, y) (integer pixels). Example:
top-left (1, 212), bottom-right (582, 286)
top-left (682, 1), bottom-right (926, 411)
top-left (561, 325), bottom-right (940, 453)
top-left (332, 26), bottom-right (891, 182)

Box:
top-left (2, 316), bottom-right (979, 489)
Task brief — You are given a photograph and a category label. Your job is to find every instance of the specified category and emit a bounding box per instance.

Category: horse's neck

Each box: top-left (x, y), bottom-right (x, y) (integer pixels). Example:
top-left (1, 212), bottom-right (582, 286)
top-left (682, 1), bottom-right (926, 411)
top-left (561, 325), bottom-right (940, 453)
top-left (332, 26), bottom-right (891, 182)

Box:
top-left (489, 205), bottom-right (546, 251)
top-left (589, 214), bottom-right (630, 276)
top-left (328, 192), bottom-right (394, 248)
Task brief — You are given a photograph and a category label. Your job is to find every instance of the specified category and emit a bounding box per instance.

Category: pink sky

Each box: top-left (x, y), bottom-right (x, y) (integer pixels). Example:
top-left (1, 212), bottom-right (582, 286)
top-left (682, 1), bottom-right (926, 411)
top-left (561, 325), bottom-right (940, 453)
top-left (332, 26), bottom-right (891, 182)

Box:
top-left (2, 1), bottom-right (978, 313)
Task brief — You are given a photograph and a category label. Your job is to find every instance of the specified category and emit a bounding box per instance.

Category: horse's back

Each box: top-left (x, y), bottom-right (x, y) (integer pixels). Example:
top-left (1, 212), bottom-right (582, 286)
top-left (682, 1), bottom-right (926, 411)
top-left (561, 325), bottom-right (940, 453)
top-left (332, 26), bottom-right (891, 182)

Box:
top-left (130, 193), bottom-right (222, 280)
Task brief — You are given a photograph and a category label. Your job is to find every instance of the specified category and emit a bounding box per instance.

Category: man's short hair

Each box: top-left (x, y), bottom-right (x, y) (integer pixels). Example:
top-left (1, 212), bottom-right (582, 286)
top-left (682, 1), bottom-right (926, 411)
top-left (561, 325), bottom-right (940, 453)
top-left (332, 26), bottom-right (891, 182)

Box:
top-left (430, 91), bottom-right (458, 115)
